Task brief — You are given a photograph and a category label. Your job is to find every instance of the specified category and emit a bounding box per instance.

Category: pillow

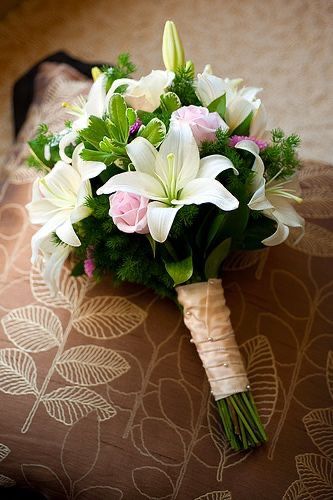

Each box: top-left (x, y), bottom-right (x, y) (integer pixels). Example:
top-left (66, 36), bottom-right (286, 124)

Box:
top-left (0, 62), bottom-right (332, 500)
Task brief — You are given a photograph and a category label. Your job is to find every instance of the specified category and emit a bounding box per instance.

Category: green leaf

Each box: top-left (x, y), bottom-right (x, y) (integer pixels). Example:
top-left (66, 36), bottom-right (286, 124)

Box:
top-left (160, 92), bottom-right (181, 113)
top-left (204, 238), bottom-right (231, 279)
top-left (80, 148), bottom-right (115, 165)
top-left (211, 204), bottom-right (249, 248)
top-left (126, 107), bottom-right (137, 126)
top-left (79, 116), bottom-right (110, 149)
top-left (99, 137), bottom-right (126, 156)
top-left (164, 252), bottom-right (193, 286)
top-left (206, 212), bottom-right (227, 251)
top-left (242, 216), bottom-right (276, 250)
top-left (208, 93), bottom-right (226, 118)
top-left (108, 93), bottom-right (129, 143)
top-left (137, 118), bottom-right (166, 147)
top-left (232, 111), bottom-right (253, 136)
top-left (146, 234), bottom-right (156, 258)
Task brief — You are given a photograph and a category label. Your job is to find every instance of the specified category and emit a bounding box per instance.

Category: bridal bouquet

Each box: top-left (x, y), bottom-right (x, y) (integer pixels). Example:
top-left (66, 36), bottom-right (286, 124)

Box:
top-left (26, 21), bottom-right (304, 450)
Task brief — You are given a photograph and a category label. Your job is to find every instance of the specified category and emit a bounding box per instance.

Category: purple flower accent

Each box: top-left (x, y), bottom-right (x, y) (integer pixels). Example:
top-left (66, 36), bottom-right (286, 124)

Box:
top-left (129, 119), bottom-right (142, 135)
top-left (84, 247), bottom-right (95, 278)
top-left (229, 135), bottom-right (268, 150)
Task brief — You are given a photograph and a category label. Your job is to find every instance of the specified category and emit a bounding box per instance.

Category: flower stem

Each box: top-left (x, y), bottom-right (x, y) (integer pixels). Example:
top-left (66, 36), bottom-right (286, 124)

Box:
top-left (216, 390), bottom-right (267, 451)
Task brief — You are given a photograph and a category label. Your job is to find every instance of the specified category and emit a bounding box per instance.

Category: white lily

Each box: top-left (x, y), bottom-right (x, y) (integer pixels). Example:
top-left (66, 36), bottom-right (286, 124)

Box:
top-left (59, 73), bottom-right (107, 162)
top-left (106, 70), bottom-right (175, 113)
top-left (97, 122), bottom-right (239, 243)
top-left (26, 144), bottom-right (92, 262)
top-left (38, 237), bottom-right (72, 294)
top-left (196, 67), bottom-right (267, 136)
top-left (235, 140), bottom-right (304, 246)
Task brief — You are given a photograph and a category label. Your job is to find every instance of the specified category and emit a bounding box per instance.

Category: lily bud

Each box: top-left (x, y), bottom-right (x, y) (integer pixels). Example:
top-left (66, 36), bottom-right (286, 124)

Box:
top-left (91, 66), bottom-right (102, 81)
top-left (162, 20), bottom-right (185, 72)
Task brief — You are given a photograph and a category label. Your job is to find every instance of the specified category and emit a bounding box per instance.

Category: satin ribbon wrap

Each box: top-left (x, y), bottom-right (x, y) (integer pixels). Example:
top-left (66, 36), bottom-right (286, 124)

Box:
top-left (176, 279), bottom-right (249, 400)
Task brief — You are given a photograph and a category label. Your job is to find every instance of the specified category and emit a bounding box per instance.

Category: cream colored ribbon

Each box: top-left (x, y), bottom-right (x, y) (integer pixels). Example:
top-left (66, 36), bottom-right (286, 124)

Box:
top-left (176, 278), bottom-right (249, 400)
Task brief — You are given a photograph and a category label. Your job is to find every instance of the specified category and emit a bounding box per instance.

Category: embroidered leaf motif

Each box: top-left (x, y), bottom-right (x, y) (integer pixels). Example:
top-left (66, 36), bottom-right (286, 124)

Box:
top-left (303, 409), bottom-right (333, 459)
top-left (134, 416), bottom-right (186, 466)
top-left (271, 270), bottom-right (311, 320)
top-left (296, 453), bottom-right (333, 499)
top-left (56, 345), bottom-right (130, 386)
top-left (2, 305), bottom-right (62, 352)
top-left (195, 491), bottom-right (232, 500)
top-left (73, 296), bottom-right (146, 339)
top-left (223, 250), bottom-right (265, 271)
top-left (0, 474), bottom-right (16, 487)
top-left (132, 466), bottom-right (174, 499)
top-left (297, 195), bottom-right (333, 220)
top-left (287, 222), bottom-right (333, 257)
top-left (0, 444), bottom-right (10, 462)
top-left (282, 480), bottom-right (311, 500)
top-left (10, 165), bottom-right (37, 185)
top-left (0, 349), bottom-right (37, 395)
top-left (21, 463), bottom-right (67, 497)
top-left (75, 486), bottom-right (124, 500)
top-left (240, 335), bottom-right (278, 426)
top-left (61, 414), bottom-right (101, 483)
top-left (30, 257), bottom-right (80, 310)
top-left (42, 386), bottom-right (116, 425)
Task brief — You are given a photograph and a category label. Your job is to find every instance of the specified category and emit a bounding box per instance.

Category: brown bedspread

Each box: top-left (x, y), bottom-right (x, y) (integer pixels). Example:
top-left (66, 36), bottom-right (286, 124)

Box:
top-left (0, 63), bottom-right (332, 500)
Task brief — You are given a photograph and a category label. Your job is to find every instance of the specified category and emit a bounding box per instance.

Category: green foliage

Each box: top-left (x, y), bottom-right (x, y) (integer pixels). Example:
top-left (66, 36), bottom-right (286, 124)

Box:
top-left (232, 112), bottom-right (253, 135)
top-left (102, 53), bottom-right (136, 92)
top-left (204, 237), bottom-right (231, 279)
top-left (137, 118), bottom-right (166, 147)
top-left (27, 124), bottom-right (63, 170)
top-left (160, 92), bottom-right (181, 113)
top-left (164, 251), bottom-right (193, 286)
top-left (208, 93), bottom-right (226, 119)
top-left (200, 129), bottom-right (254, 201)
top-left (261, 128), bottom-right (301, 180)
top-left (169, 205), bottom-right (199, 239)
top-left (169, 65), bottom-right (201, 106)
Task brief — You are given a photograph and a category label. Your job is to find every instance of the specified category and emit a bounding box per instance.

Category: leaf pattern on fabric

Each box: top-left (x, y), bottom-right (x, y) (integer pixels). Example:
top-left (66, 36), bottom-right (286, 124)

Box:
top-left (56, 345), bottom-right (130, 386)
top-left (42, 386), bottom-right (116, 425)
top-left (73, 296), bottom-right (147, 338)
top-left (2, 305), bottom-right (63, 352)
top-left (0, 348), bottom-right (37, 395)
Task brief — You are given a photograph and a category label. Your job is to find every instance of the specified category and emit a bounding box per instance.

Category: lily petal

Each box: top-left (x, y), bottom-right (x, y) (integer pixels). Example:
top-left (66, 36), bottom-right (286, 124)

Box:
top-left (40, 239), bottom-right (71, 295)
top-left (248, 178), bottom-right (274, 211)
top-left (97, 171), bottom-right (166, 201)
top-left (176, 177), bottom-right (239, 211)
top-left (56, 218), bottom-right (81, 247)
top-left (262, 217), bottom-right (290, 246)
top-left (225, 97), bottom-right (253, 132)
top-left (126, 137), bottom-right (158, 174)
top-left (159, 122), bottom-right (199, 188)
top-left (59, 130), bottom-right (77, 163)
top-left (198, 155), bottom-right (238, 178)
top-left (250, 102), bottom-right (267, 138)
top-left (147, 201), bottom-right (182, 243)
top-left (85, 74), bottom-right (106, 118)
top-left (31, 211), bottom-right (70, 262)
top-left (235, 139), bottom-right (265, 180)
top-left (73, 143), bottom-right (106, 181)
top-left (239, 86), bottom-right (262, 101)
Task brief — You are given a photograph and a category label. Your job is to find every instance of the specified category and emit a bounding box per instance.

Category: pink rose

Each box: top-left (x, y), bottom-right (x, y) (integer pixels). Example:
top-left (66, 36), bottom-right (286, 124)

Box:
top-left (171, 105), bottom-right (228, 144)
top-left (109, 192), bottom-right (149, 234)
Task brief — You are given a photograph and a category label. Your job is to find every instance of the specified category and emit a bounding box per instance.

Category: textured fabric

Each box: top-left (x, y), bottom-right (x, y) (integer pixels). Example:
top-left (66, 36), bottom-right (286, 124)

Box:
top-left (0, 63), bottom-right (333, 500)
